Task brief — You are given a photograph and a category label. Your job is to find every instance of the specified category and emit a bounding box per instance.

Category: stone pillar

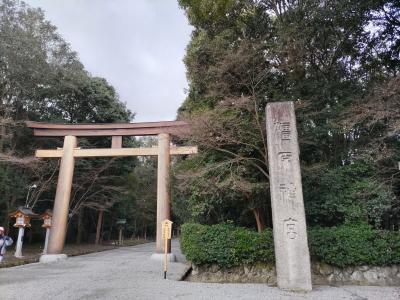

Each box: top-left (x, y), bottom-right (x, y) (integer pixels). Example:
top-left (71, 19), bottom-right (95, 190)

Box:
top-left (14, 227), bottom-right (24, 258)
top-left (46, 135), bottom-right (77, 256)
top-left (266, 101), bottom-right (312, 292)
top-left (156, 133), bottom-right (171, 254)
top-left (43, 228), bottom-right (50, 254)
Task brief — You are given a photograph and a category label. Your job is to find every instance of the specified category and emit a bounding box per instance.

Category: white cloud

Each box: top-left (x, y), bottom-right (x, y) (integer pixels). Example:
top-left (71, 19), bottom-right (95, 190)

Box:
top-left (24, 0), bottom-right (192, 122)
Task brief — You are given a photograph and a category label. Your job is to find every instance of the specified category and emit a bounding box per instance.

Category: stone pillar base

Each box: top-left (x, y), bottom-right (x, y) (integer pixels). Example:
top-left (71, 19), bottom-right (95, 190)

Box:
top-left (150, 253), bottom-right (176, 262)
top-left (39, 254), bottom-right (67, 263)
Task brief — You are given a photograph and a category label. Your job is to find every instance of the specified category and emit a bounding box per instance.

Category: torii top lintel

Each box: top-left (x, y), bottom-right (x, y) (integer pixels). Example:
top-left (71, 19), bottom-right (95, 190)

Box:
top-left (26, 121), bottom-right (189, 137)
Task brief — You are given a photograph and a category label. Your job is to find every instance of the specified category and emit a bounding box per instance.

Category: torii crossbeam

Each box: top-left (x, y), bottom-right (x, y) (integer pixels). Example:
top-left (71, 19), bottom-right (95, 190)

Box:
top-left (27, 121), bottom-right (197, 262)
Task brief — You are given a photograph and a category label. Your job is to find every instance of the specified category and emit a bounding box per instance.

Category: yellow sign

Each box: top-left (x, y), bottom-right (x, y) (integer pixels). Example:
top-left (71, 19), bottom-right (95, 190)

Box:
top-left (161, 219), bottom-right (173, 279)
top-left (161, 219), bottom-right (173, 240)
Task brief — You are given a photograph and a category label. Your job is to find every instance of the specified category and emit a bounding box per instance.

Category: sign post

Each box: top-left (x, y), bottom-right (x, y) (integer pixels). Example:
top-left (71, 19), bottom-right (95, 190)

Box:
top-left (116, 219), bottom-right (126, 245)
top-left (161, 219), bottom-right (173, 279)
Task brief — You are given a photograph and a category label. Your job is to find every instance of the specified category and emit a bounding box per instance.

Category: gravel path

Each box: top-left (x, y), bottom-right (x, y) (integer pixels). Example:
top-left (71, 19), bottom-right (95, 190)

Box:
top-left (0, 240), bottom-right (398, 300)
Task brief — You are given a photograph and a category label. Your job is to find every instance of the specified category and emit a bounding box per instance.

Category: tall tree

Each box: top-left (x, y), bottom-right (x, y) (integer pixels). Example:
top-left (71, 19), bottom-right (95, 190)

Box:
top-left (0, 1), bottom-right (135, 241)
top-left (176, 0), bottom-right (400, 230)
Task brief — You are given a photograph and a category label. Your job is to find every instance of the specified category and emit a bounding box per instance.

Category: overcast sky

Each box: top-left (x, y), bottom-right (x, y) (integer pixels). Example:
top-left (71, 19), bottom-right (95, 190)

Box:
top-left (24, 0), bottom-right (192, 122)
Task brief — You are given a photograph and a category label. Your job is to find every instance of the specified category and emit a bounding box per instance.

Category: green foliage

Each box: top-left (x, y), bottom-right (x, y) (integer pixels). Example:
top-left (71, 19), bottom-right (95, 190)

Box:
top-left (0, 163), bottom-right (29, 225)
top-left (47, 76), bottom-right (132, 123)
top-left (114, 141), bottom-right (157, 238)
top-left (304, 160), bottom-right (394, 228)
top-left (178, 0), bottom-right (251, 35)
top-left (177, 0), bottom-right (400, 230)
top-left (181, 223), bottom-right (274, 268)
top-left (181, 223), bottom-right (400, 268)
top-left (0, 1), bottom-right (135, 242)
top-left (172, 151), bottom-right (268, 230)
top-left (0, 0), bottom-right (133, 124)
top-left (309, 224), bottom-right (400, 267)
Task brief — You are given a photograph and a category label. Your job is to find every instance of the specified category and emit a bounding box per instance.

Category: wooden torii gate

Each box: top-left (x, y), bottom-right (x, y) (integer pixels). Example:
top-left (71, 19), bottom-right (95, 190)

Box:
top-left (27, 121), bottom-right (197, 261)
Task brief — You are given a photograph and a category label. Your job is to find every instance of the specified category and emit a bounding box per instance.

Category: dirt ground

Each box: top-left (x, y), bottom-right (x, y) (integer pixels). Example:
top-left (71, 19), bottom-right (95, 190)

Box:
top-left (0, 239), bottom-right (150, 268)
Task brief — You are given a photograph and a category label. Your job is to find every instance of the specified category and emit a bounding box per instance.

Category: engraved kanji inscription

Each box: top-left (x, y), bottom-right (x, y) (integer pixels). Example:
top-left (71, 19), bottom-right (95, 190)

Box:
top-left (279, 182), bottom-right (296, 207)
top-left (274, 121), bottom-right (291, 141)
top-left (284, 218), bottom-right (298, 239)
top-left (278, 152), bottom-right (292, 172)
top-left (278, 152), bottom-right (292, 161)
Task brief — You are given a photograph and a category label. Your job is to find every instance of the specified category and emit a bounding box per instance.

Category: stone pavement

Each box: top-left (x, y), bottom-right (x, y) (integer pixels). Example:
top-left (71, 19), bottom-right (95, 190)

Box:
top-left (0, 240), bottom-right (399, 300)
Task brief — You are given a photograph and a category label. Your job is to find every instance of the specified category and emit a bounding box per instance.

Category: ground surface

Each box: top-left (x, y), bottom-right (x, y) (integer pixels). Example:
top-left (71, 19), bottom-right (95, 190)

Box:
top-left (0, 239), bottom-right (148, 268)
top-left (0, 240), bottom-right (399, 300)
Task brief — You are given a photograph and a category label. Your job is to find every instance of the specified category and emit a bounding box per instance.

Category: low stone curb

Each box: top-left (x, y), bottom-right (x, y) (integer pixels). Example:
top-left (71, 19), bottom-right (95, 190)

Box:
top-left (312, 262), bottom-right (400, 286)
top-left (177, 264), bottom-right (192, 281)
top-left (188, 263), bottom-right (400, 286)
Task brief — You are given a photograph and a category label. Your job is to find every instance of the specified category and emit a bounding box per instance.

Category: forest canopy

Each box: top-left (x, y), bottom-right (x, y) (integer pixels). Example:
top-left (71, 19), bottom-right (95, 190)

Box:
top-left (174, 0), bottom-right (400, 231)
top-left (0, 0), bottom-right (399, 247)
top-left (0, 0), bottom-right (153, 243)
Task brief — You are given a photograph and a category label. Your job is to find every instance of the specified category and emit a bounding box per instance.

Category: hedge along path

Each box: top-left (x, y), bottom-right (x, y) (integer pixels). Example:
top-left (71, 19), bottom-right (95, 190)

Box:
top-left (180, 223), bottom-right (400, 268)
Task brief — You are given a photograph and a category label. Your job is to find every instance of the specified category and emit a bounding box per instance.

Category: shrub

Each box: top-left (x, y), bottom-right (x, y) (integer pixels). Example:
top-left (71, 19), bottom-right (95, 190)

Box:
top-left (180, 223), bottom-right (274, 268)
top-left (181, 223), bottom-right (400, 268)
top-left (308, 223), bottom-right (400, 267)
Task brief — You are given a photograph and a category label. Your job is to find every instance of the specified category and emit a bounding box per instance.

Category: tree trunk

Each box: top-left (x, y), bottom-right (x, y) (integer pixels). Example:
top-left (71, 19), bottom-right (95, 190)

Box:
top-left (5, 195), bottom-right (17, 234)
top-left (95, 210), bottom-right (104, 245)
top-left (134, 219), bottom-right (137, 237)
top-left (27, 228), bottom-right (33, 244)
top-left (108, 216), bottom-right (114, 241)
top-left (76, 208), bottom-right (84, 244)
top-left (252, 208), bottom-right (266, 233)
top-left (0, 122), bottom-right (5, 152)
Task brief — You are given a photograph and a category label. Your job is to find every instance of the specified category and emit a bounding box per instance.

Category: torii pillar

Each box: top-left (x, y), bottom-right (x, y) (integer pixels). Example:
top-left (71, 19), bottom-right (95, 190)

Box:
top-left (150, 133), bottom-right (176, 261)
top-left (41, 135), bottom-right (77, 262)
top-left (28, 121), bottom-right (196, 263)
top-left (156, 133), bottom-right (171, 253)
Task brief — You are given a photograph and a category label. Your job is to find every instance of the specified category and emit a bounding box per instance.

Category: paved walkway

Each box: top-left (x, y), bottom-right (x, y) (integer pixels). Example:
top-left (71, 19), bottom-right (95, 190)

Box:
top-left (0, 240), bottom-right (399, 300)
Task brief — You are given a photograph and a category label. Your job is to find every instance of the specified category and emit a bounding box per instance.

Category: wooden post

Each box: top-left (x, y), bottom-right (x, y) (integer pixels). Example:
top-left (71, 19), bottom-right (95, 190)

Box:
top-left (111, 136), bottom-right (122, 148)
top-left (156, 133), bottom-right (171, 253)
top-left (95, 210), bottom-right (104, 245)
top-left (164, 237), bottom-right (168, 279)
top-left (47, 136), bottom-right (77, 254)
top-left (161, 219), bottom-right (172, 278)
top-left (76, 208), bottom-right (84, 244)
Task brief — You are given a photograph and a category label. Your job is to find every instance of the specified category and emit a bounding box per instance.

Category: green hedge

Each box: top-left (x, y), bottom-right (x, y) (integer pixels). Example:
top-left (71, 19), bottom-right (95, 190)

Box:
top-left (180, 223), bottom-right (400, 268)
top-left (308, 223), bottom-right (400, 267)
top-left (180, 223), bottom-right (274, 268)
